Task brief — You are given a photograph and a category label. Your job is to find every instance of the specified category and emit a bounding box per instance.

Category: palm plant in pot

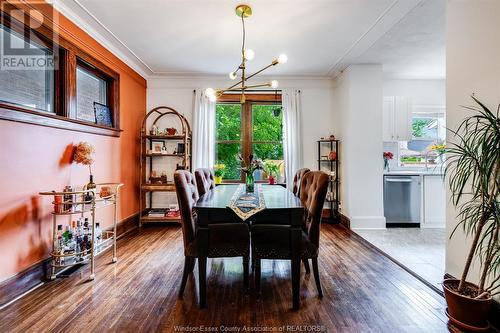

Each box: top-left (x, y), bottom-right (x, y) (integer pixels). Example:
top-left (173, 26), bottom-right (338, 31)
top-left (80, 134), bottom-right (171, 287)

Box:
top-left (444, 96), bottom-right (500, 331)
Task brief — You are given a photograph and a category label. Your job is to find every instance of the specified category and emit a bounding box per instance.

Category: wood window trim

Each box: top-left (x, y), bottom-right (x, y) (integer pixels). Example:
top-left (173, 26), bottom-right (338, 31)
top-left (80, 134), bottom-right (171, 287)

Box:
top-left (216, 93), bottom-right (283, 182)
top-left (0, 3), bottom-right (121, 137)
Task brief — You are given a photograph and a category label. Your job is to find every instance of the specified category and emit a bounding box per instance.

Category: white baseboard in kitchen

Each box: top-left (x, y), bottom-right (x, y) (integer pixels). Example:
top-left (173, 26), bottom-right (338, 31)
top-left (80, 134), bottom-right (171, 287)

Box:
top-left (350, 216), bottom-right (386, 229)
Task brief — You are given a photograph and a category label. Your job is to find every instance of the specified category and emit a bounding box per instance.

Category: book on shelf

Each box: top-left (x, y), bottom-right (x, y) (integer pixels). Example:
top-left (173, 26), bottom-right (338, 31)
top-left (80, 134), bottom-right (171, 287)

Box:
top-left (147, 209), bottom-right (167, 217)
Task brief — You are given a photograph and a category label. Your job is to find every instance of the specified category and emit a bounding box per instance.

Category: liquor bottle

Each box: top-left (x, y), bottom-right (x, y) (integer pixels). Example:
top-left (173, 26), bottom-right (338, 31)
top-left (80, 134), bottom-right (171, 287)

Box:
top-left (84, 175), bottom-right (96, 202)
top-left (63, 186), bottom-right (74, 212)
top-left (95, 222), bottom-right (102, 252)
top-left (56, 225), bottom-right (64, 265)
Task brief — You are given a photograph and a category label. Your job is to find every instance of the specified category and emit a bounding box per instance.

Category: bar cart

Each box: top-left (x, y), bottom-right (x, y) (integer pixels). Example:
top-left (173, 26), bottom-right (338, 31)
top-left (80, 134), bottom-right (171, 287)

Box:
top-left (39, 183), bottom-right (123, 281)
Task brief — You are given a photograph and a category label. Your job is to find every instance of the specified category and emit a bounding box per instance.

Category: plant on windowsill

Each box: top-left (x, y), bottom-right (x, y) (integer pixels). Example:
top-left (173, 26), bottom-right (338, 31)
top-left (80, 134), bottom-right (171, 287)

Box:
top-left (443, 95), bottom-right (499, 331)
top-left (213, 163), bottom-right (225, 184)
top-left (263, 161), bottom-right (282, 185)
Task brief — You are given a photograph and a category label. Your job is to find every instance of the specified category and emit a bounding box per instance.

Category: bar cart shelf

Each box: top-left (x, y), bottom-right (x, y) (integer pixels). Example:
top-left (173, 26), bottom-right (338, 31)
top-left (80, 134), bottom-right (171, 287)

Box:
top-left (139, 106), bottom-right (192, 225)
top-left (317, 139), bottom-right (340, 223)
top-left (39, 183), bottom-right (123, 281)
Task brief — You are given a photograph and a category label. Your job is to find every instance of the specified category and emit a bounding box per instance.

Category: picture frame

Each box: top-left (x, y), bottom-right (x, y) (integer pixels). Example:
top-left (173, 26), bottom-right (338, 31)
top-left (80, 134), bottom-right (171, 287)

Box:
top-left (94, 102), bottom-right (113, 127)
top-left (177, 142), bottom-right (185, 154)
top-left (151, 140), bottom-right (165, 153)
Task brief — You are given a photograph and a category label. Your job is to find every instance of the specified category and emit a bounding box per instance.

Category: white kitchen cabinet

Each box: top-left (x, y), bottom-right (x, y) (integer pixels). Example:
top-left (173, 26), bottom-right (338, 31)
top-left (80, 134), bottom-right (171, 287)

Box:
top-left (423, 175), bottom-right (446, 228)
top-left (383, 96), bottom-right (411, 141)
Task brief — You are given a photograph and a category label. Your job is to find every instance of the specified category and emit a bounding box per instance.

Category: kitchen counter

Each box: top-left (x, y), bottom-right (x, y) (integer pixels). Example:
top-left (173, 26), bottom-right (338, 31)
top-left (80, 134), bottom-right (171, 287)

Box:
top-left (384, 169), bottom-right (444, 176)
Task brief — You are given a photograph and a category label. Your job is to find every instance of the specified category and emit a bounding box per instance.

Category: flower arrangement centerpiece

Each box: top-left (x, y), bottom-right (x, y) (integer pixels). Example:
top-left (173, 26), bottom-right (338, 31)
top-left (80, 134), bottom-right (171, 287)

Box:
top-left (263, 161), bottom-right (282, 185)
top-left (213, 163), bottom-right (226, 184)
top-left (383, 151), bottom-right (393, 172)
top-left (238, 154), bottom-right (263, 192)
top-left (73, 142), bottom-right (96, 199)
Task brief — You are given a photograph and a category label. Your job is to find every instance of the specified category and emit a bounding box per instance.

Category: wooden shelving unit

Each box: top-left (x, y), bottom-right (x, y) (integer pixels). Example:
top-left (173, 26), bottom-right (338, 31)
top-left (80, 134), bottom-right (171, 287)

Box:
top-left (139, 106), bottom-right (191, 225)
top-left (317, 139), bottom-right (340, 223)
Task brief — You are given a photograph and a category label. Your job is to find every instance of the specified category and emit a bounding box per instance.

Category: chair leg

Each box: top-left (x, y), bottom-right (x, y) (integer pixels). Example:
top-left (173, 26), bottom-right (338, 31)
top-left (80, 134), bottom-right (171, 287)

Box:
top-left (255, 258), bottom-right (261, 295)
top-left (198, 256), bottom-right (207, 308)
top-left (243, 256), bottom-right (249, 290)
top-left (302, 258), bottom-right (311, 274)
top-left (312, 257), bottom-right (323, 298)
top-left (178, 256), bottom-right (191, 298)
top-left (188, 257), bottom-right (196, 273)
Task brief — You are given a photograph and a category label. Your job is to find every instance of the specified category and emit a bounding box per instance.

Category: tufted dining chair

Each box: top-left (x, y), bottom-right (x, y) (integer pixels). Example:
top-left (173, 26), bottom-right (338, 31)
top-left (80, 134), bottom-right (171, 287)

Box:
top-left (251, 171), bottom-right (329, 299)
top-left (194, 168), bottom-right (215, 197)
top-left (292, 168), bottom-right (310, 197)
top-left (174, 170), bottom-right (250, 307)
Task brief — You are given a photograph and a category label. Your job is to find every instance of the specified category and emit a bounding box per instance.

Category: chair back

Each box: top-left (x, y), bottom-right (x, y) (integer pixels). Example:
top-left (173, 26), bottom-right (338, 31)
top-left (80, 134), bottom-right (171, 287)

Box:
top-left (174, 170), bottom-right (199, 251)
top-left (292, 168), bottom-right (310, 197)
top-left (195, 168), bottom-right (215, 197)
top-left (299, 171), bottom-right (329, 247)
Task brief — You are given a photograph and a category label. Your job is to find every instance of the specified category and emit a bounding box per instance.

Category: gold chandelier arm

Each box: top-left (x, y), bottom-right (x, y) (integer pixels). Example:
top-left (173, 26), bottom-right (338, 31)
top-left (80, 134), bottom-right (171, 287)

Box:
top-left (245, 62), bottom-right (278, 82)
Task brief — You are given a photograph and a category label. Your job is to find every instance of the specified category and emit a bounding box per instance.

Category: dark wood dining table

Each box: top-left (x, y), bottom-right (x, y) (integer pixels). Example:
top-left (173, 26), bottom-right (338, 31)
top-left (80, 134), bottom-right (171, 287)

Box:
top-left (194, 184), bottom-right (305, 309)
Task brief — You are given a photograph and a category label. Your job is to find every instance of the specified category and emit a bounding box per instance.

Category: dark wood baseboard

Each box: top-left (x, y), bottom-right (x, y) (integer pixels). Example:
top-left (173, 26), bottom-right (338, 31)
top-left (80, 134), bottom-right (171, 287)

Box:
top-left (444, 273), bottom-right (500, 331)
top-left (0, 212), bottom-right (139, 308)
top-left (339, 213), bottom-right (350, 229)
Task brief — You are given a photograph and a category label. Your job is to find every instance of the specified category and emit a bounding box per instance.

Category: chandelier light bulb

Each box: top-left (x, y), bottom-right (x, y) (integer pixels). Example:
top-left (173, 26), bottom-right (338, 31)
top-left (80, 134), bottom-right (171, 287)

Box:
top-left (270, 80), bottom-right (279, 89)
top-left (229, 71), bottom-right (237, 80)
top-left (277, 54), bottom-right (288, 64)
top-left (205, 88), bottom-right (216, 97)
top-left (244, 49), bottom-right (255, 61)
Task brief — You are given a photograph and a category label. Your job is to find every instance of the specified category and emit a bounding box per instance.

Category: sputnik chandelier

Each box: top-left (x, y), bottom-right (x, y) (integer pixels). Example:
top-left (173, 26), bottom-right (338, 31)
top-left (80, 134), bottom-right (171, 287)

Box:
top-left (205, 4), bottom-right (288, 104)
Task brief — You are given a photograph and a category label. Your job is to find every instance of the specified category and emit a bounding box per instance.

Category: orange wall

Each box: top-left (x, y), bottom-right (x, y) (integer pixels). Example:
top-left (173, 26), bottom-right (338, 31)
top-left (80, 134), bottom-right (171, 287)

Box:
top-left (0, 2), bottom-right (146, 282)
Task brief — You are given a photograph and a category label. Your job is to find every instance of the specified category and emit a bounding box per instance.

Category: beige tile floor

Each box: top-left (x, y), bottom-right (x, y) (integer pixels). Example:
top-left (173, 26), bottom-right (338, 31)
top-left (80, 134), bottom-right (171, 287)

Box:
top-left (354, 228), bottom-right (445, 289)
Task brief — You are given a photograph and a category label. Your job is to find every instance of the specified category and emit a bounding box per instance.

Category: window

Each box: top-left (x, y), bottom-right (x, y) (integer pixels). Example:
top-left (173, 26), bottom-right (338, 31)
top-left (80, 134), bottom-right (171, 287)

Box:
top-left (0, 4), bottom-right (120, 136)
top-left (215, 94), bottom-right (284, 182)
top-left (0, 23), bottom-right (54, 113)
top-left (399, 107), bottom-right (446, 168)
top-left (76, 63), bottom-right (108, 123)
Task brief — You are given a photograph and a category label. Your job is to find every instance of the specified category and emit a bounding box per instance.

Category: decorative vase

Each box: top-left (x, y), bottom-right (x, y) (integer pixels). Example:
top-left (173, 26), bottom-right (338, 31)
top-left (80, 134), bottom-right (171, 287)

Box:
top-left (246, 172), bottom-right (255, 192)
top-left (328, 151), bottom-right (337, 160)
top-left (384, 159), bottom-right (390, 172)
top-left (269, 175), bottom-right (276, 185)
top-left (214, 175), bottom-right (223, 184)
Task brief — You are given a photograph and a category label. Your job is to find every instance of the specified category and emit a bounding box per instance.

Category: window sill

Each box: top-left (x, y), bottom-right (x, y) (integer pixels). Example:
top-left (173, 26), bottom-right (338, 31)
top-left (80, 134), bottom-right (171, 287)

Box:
top-left (0, 103), bottom-right (122, 137)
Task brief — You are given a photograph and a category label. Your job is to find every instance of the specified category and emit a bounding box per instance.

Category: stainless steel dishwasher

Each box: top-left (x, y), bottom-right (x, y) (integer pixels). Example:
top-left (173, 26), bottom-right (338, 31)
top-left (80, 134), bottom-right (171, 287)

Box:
top-left (383, 175), bottom-right (421, 227)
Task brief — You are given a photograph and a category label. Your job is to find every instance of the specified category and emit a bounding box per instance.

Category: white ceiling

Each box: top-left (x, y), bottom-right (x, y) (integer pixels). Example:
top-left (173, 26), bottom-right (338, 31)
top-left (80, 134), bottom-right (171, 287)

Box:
top-left (356, 0), bottom-right (445, 79)
top-left (54, 0), bottom-right (445, 79)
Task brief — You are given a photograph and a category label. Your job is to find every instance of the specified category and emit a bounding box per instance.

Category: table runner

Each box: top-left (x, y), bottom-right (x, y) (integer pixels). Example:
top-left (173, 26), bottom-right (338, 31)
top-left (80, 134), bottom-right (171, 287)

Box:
top-left (228, 184), bottom-right (266, 221)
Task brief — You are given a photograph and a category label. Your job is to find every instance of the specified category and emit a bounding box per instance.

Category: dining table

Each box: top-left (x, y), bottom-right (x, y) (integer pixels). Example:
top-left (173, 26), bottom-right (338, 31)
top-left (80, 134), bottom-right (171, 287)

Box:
top-left (194, 184), bottom-right (305, 309)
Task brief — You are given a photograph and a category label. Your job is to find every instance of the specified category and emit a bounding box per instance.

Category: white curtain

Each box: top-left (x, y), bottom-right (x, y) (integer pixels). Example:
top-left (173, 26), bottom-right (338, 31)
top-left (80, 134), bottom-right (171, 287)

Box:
top-left (282, 89), bottom-right (302, 190)
top-left (192, 89), bottom-right (216, 170)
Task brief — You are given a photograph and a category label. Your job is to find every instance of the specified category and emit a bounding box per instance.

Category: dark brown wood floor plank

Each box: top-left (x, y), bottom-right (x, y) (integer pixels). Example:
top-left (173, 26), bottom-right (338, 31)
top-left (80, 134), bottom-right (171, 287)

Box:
top-left (0, 224), bottom-right (453, 333)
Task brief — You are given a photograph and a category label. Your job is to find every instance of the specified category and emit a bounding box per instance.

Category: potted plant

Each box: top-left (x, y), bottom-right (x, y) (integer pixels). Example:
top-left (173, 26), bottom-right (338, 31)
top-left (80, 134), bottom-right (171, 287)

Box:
top-left (263, 161), bottom-right (282, 185)
top-left (213, 163), bottom-right (225, 184)
top-left (444, 96), bottom-right (499, 331)
top-left (238, 154), bottom-right (263, 192)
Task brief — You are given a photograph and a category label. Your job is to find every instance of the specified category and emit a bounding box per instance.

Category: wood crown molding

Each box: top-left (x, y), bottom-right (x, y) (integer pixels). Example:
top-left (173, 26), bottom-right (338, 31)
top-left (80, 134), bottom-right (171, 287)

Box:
top-left (10, 0), bottom-right (147, 86)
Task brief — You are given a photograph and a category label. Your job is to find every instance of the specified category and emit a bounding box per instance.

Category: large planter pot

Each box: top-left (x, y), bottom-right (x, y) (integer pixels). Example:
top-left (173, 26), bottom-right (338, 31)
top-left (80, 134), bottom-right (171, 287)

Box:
top-left (443, 279), bottom-right (491, 331)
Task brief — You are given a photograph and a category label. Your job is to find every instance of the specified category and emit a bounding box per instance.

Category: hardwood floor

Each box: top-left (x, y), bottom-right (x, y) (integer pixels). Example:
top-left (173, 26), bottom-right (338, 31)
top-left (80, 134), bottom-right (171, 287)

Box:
top-left (0, 224), bottom-right (454, 333)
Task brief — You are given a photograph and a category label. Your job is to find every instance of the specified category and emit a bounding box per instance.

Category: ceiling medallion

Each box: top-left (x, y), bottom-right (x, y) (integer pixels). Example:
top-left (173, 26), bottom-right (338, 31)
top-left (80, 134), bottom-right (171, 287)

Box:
top-left (205, 4), bottom-right (287, 104)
